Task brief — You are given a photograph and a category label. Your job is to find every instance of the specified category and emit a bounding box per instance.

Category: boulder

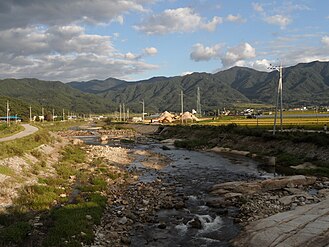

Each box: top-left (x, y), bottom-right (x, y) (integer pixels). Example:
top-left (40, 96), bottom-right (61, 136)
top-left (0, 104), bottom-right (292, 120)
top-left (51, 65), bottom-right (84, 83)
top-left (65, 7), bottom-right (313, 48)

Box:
top-left (260, 175), bottom-right (316, 191)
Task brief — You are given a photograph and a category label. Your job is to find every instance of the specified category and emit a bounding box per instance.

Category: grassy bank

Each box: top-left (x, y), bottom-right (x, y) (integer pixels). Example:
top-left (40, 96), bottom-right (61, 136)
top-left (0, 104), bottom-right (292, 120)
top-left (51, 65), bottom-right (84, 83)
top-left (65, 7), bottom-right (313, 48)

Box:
top-left (0, 123), bottom-right (24, 138)
top-left (0, 120), bottom-right (87, 159)
top-left (0, 129), bottom-right (53, 159)
top-left (0, 143), bottom-right (120, 246)
top-left (159, 124), bottom-right (329, 176)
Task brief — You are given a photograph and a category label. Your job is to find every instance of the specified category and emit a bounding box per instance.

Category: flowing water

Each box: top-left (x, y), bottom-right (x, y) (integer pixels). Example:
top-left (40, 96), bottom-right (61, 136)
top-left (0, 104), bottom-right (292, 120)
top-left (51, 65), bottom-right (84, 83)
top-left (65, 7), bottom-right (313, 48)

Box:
top-left (129, 144), bottom-right (271, 247)
top-left (79, 135), bottom-right (271, 246)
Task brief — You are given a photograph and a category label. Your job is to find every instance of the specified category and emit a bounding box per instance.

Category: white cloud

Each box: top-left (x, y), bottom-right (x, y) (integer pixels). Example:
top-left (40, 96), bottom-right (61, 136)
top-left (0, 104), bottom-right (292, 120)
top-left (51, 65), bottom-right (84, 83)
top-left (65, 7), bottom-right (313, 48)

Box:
top-left (190, 43), bottom-right (222, 62)
top-left (221, 43), bottom-right (256, 68)
top-left (0, 25), bottom-right (159, 82)
top-left (134, 7), bottom-right (222, 34)
top-left (321, 36), bottom-right (329, 47)
top-left (143, 47), bottom-right (158, 56)
top-left (226, 14), bottom-right (246, 23)
top-left (252, 2), bottom-right (264, 12)
top-left (125, 52), bottom-right (139, 60)
top-left (0, 25), bottom-right (114, 57)
top-left (265, 15), bottom-right (292, 29)
top-left (251, 59), bottom-right (271, 71)
top-left (181, 71), bottom-right (193, 76)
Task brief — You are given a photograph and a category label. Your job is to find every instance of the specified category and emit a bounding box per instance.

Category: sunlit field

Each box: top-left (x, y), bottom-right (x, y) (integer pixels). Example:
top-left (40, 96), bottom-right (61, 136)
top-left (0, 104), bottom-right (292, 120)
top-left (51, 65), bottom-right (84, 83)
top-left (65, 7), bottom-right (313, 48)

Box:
top-left (199, 115), bottom-right (329, 130)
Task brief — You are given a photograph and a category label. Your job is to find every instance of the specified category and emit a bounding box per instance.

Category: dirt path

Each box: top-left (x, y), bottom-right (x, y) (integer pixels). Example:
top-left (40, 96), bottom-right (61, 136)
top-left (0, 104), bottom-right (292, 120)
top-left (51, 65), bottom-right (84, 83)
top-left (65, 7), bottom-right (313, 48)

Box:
top-left (0, 124), bottom-right (38, 142)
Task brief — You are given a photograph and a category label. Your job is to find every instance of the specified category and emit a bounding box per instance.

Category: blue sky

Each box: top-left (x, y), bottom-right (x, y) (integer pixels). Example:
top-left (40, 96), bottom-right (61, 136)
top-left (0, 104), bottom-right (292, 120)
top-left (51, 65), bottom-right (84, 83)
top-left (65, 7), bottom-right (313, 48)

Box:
top-left (0, 0), bottom-right (328, 82)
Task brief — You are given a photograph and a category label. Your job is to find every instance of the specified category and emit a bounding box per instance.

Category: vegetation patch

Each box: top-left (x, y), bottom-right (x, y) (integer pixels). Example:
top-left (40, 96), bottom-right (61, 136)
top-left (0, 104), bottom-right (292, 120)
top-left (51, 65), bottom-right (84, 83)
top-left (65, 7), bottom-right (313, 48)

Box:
top-left (0, 165), bottom-right (15, 177)
top-left (0, 129), bottom-right (53, 159)
top-left (14, 185), bottom-right (61, 212)
top-left (0, 221), bottom-right (31, 245)
top-left (43, 193), bottom-right (107, 247)
top-left (0, 123), bottom-right (23, 138)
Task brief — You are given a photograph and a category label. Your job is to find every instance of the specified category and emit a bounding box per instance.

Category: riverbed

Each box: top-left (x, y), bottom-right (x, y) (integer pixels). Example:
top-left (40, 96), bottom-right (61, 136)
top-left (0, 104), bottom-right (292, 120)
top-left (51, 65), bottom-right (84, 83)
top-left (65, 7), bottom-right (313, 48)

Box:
top-left (78, 133), bottom-right (271, 247)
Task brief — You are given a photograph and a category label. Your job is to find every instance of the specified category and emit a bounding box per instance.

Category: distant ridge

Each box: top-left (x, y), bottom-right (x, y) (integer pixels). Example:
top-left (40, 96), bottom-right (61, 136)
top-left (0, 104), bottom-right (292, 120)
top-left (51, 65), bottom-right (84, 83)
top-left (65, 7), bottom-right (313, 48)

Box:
top-left (68, 60), bottom-right (329, 112)
top-left (0, 61), bottom-right (329, 117)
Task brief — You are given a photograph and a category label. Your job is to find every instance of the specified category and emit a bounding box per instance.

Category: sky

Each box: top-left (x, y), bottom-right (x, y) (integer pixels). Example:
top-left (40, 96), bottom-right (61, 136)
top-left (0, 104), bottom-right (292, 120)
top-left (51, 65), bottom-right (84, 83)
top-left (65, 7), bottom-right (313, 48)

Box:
top-left (0, 0), bottom-right (328, 82)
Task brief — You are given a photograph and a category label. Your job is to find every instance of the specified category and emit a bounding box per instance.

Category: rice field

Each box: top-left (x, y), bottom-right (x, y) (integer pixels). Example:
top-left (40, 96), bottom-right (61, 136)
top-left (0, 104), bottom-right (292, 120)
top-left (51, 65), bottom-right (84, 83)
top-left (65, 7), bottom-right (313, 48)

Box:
top-left (200, 116), bottom-right (329, 129)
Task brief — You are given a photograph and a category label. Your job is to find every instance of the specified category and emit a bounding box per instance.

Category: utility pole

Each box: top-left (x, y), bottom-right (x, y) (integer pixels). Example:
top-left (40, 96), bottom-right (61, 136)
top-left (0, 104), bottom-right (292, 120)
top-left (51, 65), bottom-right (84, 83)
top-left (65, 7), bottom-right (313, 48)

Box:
top-left (63, 109), bottom-right (65, 121)
top-left (6, 101), bottom-right (10, 126)
top-left (119, 104), bottom-right (122, 121)
top-left (52, 108), bottom-right (55, 122)
top-left (29, 106), bottom-right (32, 122)
top-left (42, 107), bottom-right (44, 122)
top-left (141, 99), bottom-right (145, 122)
top-left (180, 90), bottom-right (184, 124)
top-left (127, 108), bottom-right (129, 120)
top-left (197, 87), bottom-right (201, 117)
top-left (123, 103), bottom-right (126, 122)
top-left (268, 63), bottom-right (283, 135)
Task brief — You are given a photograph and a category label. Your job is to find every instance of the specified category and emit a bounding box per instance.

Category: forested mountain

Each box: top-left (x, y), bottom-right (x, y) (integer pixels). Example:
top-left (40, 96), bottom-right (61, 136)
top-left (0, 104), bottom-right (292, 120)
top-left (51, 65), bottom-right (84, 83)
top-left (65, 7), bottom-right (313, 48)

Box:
top-left (68, 61), bottom-right (329, 112)
top-left (0, 78), bottom-right (115, 117)
top-left (1, 61), bottom-right (329, 117)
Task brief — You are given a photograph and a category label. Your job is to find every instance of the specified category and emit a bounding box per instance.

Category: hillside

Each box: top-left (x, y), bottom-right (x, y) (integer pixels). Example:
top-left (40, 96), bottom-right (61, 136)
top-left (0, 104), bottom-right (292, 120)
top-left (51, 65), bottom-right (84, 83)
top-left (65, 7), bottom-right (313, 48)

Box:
top-left (69, 61), bottom-right (329, 112)
top-left (0, 78), bottom-right (116, 116)
top-left (216, 61), bottom-right (329, 105)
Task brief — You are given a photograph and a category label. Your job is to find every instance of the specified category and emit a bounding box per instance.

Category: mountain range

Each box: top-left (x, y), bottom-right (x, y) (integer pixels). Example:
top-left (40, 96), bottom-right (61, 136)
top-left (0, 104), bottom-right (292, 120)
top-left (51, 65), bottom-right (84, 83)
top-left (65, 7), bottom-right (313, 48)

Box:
top-left (69, 61), bottom-right (329, 112)
top-left (1, 60), bottom-right (329, 118)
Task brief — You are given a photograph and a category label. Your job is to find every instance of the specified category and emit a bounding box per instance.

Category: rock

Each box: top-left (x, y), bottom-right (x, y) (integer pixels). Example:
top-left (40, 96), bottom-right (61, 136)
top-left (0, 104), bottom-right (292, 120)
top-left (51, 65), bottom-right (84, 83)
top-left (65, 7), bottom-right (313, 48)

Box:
top-left (71, 138), bottom-right (84, 145)
top-left (174, 201), bottom-right (185, 209)
top-left (211, 181), bottom-right (261, 195)
top-left (162, 145), bottom-right (171, 150)
top-left (318, 189), bottom-right (329, 197)
top-left (118, 216), bottom-right (128, 225)
top-left (59, 194), bottom-right (67, 198)
top-left (224, 192), bottom-right (243, 199)
top-left (279, 195), bottom-right (296, 206)
top-left (261, 175), bottom-right (316, 191)
top-left (99, 135), bottom-right (109, 141)
top-left (85, 215), bottom-right (93, 220)
top-left (121, 236), bottom-right (131, 245)
top-left (142, 199), bottom-right (149, 205)
top-left (158, 222), bottom-right (167, 229)
top-left (205, 197), bottom-right (228, 208)
top-left (189, 217), bottom-right (202, 229)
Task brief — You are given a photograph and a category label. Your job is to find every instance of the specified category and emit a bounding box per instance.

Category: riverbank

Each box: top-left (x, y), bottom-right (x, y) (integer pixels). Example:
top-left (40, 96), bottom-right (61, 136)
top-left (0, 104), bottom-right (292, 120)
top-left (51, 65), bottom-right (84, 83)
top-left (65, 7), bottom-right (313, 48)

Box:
top-left (156, 124), bottom-right (329, 176)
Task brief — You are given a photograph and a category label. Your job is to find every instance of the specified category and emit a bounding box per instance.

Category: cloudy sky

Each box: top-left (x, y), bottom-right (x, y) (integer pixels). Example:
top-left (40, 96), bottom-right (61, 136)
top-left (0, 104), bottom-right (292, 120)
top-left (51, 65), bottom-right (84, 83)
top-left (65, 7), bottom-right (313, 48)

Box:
top-left (0, 0), bottom-right (328, 82)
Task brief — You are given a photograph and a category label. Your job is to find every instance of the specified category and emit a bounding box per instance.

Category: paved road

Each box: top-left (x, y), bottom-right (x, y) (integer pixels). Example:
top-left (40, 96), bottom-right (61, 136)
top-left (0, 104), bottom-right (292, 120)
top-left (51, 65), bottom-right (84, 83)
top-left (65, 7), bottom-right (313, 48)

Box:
top-left (0, 124), bottom-right (39, 143)
top-left (234, 197), bottom-right (329, 247)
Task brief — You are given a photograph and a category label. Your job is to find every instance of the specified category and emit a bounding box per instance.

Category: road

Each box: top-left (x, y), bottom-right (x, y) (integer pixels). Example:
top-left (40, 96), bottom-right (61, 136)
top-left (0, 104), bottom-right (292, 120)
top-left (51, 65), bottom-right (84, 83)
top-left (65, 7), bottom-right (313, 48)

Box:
top-left (0, 124), bottom-right (39, 143)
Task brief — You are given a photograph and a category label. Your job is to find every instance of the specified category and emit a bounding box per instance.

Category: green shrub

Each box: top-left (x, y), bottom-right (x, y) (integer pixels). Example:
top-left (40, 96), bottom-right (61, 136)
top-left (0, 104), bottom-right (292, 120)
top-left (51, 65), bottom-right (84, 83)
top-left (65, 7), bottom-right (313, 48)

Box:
top-left (14, 185), bottom-right (58, 212)
top-left (0, 222), bottom-right (31, 245)
top-left (61, 145), bottom-right (86, 164)
top-left (43, 193), bottom-right (106, 246)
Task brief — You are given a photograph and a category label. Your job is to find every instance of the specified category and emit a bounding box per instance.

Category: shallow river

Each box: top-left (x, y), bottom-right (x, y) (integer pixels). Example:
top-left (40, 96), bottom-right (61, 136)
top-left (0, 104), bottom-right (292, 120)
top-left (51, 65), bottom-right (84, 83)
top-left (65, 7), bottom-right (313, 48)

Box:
top-left (130, 143), bottom-right (271, 247)
top-left (80, 136), bottom-right (271, 247)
